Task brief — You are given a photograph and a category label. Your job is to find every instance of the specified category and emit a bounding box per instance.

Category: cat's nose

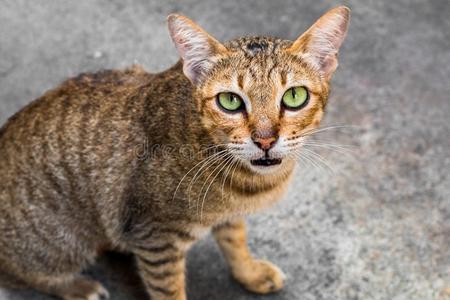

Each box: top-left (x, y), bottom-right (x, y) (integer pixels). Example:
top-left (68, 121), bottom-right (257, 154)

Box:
top-left (252, 136), bottom-right (278, 150)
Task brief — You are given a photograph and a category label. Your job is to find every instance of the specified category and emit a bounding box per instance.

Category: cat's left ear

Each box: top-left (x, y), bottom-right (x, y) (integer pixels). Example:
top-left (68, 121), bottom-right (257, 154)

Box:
top-left (168, 14), bottom-right (228, 85)
top-left (287, 6), bottom-right (350, 81)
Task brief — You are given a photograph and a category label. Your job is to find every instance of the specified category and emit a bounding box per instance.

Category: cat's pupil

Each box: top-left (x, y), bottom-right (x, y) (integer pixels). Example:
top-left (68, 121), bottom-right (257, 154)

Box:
top-left (291, 88), bottom-right (296, 98)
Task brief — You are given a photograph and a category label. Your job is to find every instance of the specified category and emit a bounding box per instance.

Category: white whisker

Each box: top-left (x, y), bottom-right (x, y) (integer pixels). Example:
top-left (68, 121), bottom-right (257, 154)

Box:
top-left (197, 144), bottom-right (229, 155)
top-left (229, 157), bottom-right (242, 192)
top-left (186, 150), bottom-right (229, 206)
top-left (199, 154), bottom-right (235, 221)
top-left (172, 149), bottom-right (227, 203)
top-left (302, 143), bottom-right (356, 157)
top-left (301, 124), bottom-right (357, 137)
top-left (300, 148), bottom-right (335, 174)
top-left (292, 151), bottom-right (322, 172)
top-left (221, 155), bottom-right (239, 203)
top-left (192, 151), bottom-right (231, 212)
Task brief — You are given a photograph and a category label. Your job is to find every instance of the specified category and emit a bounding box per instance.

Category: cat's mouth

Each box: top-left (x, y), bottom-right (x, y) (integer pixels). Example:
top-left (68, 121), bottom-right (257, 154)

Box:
top-left (250, 158), bottom-right (282, 167)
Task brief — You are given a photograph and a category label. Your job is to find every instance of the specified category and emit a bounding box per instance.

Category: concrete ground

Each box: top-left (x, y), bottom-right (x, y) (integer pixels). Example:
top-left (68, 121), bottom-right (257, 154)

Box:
top-left (0, 0), bottom-right (449, 299)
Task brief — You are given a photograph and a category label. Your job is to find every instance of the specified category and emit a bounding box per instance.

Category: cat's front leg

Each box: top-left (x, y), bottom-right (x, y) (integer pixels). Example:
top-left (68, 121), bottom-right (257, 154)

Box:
top-left (213, 219), bottom-right (285, 294)
top-left (133, 240), bottom-right (188, 300)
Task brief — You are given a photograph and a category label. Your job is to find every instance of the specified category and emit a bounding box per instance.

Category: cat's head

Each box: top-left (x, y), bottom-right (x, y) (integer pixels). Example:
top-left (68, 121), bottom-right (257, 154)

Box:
top-left (168, 7), bottom-right (350, 175)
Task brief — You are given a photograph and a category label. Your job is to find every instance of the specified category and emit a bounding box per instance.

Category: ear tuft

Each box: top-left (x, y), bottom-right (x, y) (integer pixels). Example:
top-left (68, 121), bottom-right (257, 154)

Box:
top-left (167, 14), bottom-right (226, 84)
top-left (287, 6), bottom-right (350, 80)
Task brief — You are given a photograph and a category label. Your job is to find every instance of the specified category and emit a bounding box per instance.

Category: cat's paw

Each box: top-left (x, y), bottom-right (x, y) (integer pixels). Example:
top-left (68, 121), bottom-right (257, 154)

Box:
top-left (233, 259), bottom-right (286, 294)
top-left (61, 278), bottom-right (109, 300)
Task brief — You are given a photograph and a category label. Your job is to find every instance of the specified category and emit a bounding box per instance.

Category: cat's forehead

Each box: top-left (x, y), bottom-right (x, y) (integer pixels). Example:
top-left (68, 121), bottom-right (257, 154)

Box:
top-left (224, 36), bottom-right (292, 57)
top-left (206, 36), bottom-right (319, 99)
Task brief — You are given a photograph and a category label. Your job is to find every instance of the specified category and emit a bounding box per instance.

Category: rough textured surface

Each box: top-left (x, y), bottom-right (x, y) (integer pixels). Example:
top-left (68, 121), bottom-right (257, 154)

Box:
top-left (0, 0), bottom-right (449, 299)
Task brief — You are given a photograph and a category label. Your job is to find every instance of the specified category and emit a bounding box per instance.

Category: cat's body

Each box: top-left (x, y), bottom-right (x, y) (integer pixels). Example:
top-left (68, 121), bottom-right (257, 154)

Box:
top-left (0, 57), bottom-right (292, 300)
top-left (0, 7), bottom-right (349, 300)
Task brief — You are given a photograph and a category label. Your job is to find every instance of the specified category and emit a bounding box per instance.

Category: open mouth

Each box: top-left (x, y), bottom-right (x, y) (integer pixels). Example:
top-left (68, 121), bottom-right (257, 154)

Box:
top-left (250, 158), bottom-right (282, 167)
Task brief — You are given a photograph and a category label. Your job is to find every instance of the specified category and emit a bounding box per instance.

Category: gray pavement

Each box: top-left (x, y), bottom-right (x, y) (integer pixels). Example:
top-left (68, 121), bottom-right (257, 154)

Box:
top-left (0, 0), bottom-right (449, 299)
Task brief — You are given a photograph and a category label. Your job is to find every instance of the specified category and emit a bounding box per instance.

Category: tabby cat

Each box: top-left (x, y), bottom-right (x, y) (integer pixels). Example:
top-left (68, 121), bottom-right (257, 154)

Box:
top-left (0, 6), bottom-right (350, 300)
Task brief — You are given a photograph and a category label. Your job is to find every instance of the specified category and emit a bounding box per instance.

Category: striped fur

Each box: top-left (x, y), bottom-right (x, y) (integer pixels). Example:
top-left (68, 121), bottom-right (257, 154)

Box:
top-left (0, 7), bottom-right (349, 300)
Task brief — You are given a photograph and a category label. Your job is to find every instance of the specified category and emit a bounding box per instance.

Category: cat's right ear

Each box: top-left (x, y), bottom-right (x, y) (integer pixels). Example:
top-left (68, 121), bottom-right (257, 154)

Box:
top-left (168, 14), bottom-right (227, 85)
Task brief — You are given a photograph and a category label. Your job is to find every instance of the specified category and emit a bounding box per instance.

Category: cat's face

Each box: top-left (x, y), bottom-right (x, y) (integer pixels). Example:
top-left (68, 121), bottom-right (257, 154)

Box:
top-left (168, 7), bottom-right (350, 174)
top-left (194, 38), bottom-right (328, 174)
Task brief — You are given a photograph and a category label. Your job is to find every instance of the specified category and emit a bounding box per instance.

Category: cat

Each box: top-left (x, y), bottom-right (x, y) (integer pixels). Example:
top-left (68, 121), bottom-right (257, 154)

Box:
top-left (0, 6), bottom-right (350, 300)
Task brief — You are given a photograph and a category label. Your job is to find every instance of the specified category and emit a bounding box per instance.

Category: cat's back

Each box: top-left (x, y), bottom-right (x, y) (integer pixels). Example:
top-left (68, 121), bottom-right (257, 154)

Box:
top-left (0, 64), bottom-right (152, 147)
top-left (0, 65), bottom-right (154, 216)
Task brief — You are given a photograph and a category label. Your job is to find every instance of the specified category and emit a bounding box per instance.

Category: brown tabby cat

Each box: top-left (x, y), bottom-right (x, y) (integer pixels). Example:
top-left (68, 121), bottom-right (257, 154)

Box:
top-left (0, 6), bottom-right (350, 300)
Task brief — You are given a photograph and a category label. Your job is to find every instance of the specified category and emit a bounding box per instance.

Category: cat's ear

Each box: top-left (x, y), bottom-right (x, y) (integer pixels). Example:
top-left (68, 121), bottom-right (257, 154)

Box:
top-left (168, 14), bottom-right (227, 85)
top-left (287, 6), bottom-right (350, 80)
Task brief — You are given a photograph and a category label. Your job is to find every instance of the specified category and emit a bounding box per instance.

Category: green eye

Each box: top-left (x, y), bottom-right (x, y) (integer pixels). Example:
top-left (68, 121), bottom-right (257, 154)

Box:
top-left (282, 87), bottom-right (309, 109)
top-left (217, 92), bottom-right (243, 112)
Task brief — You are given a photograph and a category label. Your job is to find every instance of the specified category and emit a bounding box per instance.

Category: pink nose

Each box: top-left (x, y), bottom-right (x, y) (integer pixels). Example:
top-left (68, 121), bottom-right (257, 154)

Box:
top-left (253, 136), bottom-right (277, 150)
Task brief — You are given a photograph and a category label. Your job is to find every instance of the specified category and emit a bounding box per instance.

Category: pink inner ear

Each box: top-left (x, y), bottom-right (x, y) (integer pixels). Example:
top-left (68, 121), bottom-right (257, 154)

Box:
top-left (321, 54), bottom-right (339, 80)
top-left (168, 14), bottom-right (228, 85)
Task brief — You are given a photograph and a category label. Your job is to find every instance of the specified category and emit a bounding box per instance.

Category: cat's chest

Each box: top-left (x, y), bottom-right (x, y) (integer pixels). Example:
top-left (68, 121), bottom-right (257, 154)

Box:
top-left (230, 179), bottom-right (291, 214)
top-left (197, 176), bottom-right (292, 224)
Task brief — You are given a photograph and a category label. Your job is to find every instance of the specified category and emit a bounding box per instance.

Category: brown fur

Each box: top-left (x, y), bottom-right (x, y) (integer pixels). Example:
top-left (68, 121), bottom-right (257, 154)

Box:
top-left (0, 7), bottom-right (350, 300)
